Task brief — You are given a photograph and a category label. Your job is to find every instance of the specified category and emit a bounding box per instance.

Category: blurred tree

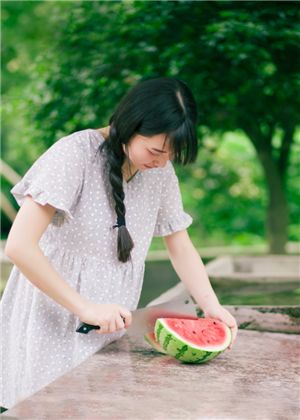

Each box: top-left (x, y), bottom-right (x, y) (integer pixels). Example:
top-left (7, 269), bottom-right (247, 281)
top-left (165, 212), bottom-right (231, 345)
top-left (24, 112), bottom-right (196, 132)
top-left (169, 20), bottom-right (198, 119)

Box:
top-left (125, 1), bottom-right (299, 253)
top-left (3, 0), bottom-right (300, 252)
top-left (1, 0), bottom-right (55, 161)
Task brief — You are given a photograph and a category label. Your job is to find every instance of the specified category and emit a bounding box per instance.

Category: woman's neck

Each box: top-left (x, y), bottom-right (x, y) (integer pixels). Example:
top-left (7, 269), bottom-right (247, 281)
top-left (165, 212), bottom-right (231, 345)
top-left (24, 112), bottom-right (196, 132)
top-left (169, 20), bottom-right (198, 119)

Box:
top-left (97, 126), bottom-right (110, 140)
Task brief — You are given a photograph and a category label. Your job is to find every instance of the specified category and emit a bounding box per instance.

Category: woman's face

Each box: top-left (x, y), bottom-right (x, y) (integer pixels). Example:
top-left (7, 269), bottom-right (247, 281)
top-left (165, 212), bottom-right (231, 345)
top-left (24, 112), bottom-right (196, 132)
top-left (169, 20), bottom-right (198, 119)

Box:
top-left (123, 133), bottom-right (174, 170)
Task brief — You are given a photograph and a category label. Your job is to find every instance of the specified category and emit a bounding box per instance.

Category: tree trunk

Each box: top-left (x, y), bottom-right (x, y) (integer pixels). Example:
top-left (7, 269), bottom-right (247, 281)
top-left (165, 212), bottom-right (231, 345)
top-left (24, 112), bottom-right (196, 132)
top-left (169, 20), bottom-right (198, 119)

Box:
top-left (244, 123), bottom-right (293, 254)
top-left (255, 149), bottom-right (289, 254)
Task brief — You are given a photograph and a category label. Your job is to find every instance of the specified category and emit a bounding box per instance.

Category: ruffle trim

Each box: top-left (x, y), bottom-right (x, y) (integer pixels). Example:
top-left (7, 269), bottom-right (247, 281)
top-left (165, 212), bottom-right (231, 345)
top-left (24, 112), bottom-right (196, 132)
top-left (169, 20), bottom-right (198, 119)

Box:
top-left (153, 212), bottom-right (193, 237)
top-left (10, 180), bottom-right (74, 227)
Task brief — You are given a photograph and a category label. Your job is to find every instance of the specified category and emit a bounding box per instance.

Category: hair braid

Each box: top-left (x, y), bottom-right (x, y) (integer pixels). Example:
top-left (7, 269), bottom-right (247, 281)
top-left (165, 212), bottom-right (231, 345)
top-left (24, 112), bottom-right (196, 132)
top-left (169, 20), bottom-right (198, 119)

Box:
top-left (99, 124), bottom-right (134, 263)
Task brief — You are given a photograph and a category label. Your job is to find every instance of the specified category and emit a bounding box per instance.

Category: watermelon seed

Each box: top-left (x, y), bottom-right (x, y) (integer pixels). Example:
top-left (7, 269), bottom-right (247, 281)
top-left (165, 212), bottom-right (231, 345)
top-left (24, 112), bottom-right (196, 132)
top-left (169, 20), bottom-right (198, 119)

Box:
top-left (193, 331), bottom-right (196, 334)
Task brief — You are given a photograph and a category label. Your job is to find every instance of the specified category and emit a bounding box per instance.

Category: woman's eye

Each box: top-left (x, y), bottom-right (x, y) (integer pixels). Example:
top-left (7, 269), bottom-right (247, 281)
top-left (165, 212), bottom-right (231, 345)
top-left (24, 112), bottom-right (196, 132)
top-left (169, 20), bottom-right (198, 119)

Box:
top-left (149, 150), bottom-right (159, 156)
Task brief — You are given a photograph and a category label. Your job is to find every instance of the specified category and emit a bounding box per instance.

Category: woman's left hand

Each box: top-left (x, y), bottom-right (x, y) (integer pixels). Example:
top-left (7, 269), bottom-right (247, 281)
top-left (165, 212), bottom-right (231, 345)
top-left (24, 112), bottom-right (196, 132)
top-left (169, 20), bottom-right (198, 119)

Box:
top-left (203, 304), bottom-right (238, 350)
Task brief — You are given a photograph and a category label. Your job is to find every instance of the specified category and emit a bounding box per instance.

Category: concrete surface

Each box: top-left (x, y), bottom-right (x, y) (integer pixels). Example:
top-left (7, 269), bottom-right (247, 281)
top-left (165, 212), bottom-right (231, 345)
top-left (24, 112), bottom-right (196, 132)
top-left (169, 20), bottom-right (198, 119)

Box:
top-left (2, 329), bottom-right (300, 420)
top-left (205, 255), bottom-right (300, 283)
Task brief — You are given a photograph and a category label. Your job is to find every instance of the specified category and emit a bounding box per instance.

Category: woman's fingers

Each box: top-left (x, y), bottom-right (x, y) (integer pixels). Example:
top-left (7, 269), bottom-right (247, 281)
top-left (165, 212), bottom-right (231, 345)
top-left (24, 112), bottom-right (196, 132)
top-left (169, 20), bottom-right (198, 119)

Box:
top-left (96, 320), bottom-right (109, 334)
top-left (119, 308), bottom-right (132, 328)
top-left (228, 321), bottom-right (238, 349)
top-left (96, 316), bottom-right (126, 334)
top-left (116, 315), bottom-right (126, 330)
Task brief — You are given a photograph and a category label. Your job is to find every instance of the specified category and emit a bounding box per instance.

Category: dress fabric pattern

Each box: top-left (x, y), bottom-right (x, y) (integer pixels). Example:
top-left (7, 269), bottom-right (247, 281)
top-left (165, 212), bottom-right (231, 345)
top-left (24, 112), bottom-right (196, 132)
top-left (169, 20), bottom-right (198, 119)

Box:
top-left (0, 128), bottom-right (193, 408)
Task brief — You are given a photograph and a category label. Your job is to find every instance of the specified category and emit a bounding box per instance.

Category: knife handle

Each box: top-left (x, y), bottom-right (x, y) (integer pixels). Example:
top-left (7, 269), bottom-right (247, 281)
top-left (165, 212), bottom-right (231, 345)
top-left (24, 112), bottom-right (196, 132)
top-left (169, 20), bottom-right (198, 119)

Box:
top-left (76, 317), bottom-right (126, 334)
top-left (76, 322), bottom-right (100, 334)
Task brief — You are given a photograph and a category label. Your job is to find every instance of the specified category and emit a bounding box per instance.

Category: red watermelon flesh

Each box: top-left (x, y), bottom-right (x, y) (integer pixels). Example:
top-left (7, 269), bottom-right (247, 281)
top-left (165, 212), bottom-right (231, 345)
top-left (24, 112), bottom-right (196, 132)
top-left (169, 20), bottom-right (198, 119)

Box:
top-left (164, 318), bottom-right (229, 348)
top-left (154, 317), bottom-right (232, 363)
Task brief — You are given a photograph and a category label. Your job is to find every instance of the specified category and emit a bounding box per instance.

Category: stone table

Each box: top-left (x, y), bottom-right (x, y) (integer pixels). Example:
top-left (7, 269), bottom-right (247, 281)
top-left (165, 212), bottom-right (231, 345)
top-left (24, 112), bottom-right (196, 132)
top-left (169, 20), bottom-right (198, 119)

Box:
top-left (2, 329), bottom-right (300, 420)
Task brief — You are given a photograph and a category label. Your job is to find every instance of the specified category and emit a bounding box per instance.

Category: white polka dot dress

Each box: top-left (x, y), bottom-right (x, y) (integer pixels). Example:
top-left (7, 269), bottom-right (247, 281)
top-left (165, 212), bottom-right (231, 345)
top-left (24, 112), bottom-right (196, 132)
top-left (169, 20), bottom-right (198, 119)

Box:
top-left (0, 128), bottom-right (193, 409)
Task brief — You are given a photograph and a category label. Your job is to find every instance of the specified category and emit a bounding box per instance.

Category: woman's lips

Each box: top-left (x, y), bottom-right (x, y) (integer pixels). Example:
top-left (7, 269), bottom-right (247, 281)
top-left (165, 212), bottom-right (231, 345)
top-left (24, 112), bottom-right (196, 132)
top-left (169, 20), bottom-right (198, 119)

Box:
top-left (144, 164), bottom-right (153, 168)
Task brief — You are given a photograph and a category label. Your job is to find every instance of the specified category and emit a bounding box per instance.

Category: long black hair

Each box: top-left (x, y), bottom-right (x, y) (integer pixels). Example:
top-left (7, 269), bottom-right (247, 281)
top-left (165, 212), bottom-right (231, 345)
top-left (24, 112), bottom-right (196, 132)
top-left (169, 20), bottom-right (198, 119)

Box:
top-left (99, 76), bottom-right (198, 263)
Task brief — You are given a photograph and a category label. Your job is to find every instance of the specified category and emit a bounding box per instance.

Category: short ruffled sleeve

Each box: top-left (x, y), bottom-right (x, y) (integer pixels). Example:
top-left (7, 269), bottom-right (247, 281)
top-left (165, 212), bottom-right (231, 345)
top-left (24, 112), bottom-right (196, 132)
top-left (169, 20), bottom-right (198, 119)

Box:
top-left (10, 133), bottom-right (86, 227)
top-left (153, 161), bottom-right (193, 237)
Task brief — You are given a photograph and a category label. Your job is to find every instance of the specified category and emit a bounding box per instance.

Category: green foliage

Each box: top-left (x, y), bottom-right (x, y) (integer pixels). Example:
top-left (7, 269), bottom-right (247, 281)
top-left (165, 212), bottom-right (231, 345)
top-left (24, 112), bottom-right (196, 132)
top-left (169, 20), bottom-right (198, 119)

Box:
top-left (13, 1), bottom-right (300, 144)
top-left (2, 1), bottom-right (300, 249)
top-left (179, 132), bottom-right (267, 246)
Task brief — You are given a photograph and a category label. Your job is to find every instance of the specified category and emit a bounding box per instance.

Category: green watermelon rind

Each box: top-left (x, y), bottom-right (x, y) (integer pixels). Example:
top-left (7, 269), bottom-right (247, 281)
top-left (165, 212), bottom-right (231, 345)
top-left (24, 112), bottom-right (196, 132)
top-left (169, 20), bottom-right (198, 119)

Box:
top-left (144, 331), bottom-right (168, 354)
top-left (154, 318), bottom-right (232, 364)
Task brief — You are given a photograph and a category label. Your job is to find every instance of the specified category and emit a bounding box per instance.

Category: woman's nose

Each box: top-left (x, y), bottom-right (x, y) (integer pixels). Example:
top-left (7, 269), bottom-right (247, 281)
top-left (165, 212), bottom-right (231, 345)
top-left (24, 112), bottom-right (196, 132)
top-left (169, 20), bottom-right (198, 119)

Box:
top-left (153, 154), bottom-right (168, 167)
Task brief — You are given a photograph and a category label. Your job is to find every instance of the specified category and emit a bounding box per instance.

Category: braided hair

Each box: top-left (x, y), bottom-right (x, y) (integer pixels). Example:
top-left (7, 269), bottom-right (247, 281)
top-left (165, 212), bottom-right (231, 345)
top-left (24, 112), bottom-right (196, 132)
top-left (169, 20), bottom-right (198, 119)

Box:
top-left (98, 76), bottom-right (198, 263)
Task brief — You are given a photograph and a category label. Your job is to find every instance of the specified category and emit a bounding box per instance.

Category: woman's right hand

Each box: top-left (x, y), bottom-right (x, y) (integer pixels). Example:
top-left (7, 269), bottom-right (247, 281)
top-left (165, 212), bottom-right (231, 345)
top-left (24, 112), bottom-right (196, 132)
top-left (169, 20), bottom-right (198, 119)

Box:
top-left (78, 302), bottom-right (132, 334)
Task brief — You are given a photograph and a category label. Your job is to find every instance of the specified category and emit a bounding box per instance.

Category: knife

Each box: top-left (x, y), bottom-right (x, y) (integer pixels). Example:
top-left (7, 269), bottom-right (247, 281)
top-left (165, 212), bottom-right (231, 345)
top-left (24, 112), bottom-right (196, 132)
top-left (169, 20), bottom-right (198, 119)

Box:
top-left (76, 290), bottom-right (199, 335)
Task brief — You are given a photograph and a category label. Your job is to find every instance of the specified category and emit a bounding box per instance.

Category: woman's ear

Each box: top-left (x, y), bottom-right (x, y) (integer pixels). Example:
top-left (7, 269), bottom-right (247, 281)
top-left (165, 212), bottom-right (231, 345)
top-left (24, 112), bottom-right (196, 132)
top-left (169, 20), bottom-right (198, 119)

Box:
top-left (122, 142), bottom-right (130, 158)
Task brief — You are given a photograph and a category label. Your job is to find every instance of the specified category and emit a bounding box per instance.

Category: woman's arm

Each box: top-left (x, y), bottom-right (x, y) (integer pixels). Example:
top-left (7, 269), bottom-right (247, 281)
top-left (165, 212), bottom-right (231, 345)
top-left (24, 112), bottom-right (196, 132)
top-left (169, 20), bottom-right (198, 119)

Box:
top-left (163, 230), bottom-right (220, 311)
top-left (163, 230), bottom-right (238, 349)
top-left (5, 196), bottom-right (88, 316)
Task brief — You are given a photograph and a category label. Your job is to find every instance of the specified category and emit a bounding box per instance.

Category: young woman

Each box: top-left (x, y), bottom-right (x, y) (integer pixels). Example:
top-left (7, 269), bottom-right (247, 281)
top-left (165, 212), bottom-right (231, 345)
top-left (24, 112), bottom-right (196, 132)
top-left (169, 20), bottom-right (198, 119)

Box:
top-left (0, 76), bottom-right (237, 410)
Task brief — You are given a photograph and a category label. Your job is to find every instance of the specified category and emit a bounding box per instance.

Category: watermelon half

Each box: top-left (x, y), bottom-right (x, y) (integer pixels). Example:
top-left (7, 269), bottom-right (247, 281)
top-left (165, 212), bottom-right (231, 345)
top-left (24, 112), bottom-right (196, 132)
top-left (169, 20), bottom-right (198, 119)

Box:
top-left (154, 317), bottom-right (232, 364)
top-left (144, 331), bottom-right (168, 354)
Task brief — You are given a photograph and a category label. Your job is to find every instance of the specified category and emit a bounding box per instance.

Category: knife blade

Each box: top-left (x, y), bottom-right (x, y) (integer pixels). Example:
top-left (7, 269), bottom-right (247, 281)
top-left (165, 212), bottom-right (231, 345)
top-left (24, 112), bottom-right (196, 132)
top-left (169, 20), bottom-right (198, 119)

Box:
top-left (126, 291), bottom-right (199, 339)
top-left (76, 290), bottom-right (199, 335)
